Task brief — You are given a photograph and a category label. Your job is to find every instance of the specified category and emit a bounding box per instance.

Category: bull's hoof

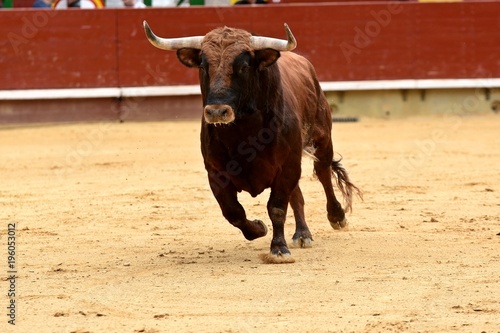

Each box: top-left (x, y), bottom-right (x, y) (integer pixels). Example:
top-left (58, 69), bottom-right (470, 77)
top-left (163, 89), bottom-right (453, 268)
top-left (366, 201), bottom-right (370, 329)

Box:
top-left (292, 236), bottom-right (313, 248)
top-left (329, 217), bottom-right (348, 230)
top-left (259, 252), bottom-right (295, 264)
top-left (259, 244), bottom-right (295, 264)
top-left (242, 219), bottom-right (268, 241)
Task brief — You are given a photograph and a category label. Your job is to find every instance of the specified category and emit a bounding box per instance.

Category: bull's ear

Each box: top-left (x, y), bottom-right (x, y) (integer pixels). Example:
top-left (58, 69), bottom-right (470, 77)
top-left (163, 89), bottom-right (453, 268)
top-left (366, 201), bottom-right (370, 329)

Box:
top-left (177, 48), bottom-right (201, 68)
top-left (255, 49), bottom-right (280, 70)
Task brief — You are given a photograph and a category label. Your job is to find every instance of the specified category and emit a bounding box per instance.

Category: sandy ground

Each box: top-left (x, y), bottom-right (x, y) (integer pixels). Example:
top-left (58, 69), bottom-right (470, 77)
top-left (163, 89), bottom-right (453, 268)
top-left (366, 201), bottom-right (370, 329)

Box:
top-left (1, 114), bottom-right (499, 333)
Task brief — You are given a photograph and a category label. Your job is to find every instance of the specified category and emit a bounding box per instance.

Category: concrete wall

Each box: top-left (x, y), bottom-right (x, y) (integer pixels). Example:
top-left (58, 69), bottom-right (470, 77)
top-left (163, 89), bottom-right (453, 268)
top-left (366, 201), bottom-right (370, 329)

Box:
top-left (326, 88), bottom-right (500, 118)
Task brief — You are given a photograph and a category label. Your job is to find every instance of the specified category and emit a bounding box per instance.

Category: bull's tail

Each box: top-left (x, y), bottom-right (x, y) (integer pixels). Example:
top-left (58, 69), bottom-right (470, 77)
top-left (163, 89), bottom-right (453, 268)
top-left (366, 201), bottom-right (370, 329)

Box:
top-left (331, 158), bottom-right (363, 213)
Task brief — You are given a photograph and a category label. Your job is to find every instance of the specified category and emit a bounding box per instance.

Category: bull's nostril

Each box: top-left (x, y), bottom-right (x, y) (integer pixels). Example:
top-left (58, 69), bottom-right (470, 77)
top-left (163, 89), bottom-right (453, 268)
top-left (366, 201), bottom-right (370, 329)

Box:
top-left (204, 105), bottom-right (234, 124)
top-left (204, 106), bottom-right (217, 119)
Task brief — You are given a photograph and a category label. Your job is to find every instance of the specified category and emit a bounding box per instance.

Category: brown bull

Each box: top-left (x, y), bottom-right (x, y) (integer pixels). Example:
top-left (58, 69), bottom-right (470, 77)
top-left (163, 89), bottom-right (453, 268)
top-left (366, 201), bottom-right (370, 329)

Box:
top-left (144, 22), bottom-right (361, 263)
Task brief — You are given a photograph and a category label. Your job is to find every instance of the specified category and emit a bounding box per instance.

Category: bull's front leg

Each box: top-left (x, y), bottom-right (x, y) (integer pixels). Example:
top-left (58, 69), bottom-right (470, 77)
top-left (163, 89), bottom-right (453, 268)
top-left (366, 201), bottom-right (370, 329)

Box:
top-left (260, 171), bottom-right (299, 264)
top-left (208, 171), bottom-right (267, 241)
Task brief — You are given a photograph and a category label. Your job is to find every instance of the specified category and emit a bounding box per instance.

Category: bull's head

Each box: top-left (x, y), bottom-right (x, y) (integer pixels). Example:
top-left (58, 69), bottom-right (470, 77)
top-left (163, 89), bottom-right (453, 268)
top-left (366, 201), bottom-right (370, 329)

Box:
top-left (143, 21), bottom-right (296, 125)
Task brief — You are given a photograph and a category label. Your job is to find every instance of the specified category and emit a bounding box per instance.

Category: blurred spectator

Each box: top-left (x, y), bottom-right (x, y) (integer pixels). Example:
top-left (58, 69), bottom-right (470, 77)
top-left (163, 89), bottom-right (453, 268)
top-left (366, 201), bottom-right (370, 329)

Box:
top-left (122, 0), bottom-right (146, 7)
top-left (53, 0), bottom-right (104, 8)
top-left (152, 0), bottom-right (176, 6)
top-left (33, 0), bottom-right (55, 7)
top-left (233, 0), bottom-right (268, 4)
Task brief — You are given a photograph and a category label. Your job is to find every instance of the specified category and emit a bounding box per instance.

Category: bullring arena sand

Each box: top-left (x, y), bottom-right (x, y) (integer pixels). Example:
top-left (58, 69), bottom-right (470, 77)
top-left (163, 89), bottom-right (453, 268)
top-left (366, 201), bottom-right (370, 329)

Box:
top-left (1, 114), bottom-right (499, 333)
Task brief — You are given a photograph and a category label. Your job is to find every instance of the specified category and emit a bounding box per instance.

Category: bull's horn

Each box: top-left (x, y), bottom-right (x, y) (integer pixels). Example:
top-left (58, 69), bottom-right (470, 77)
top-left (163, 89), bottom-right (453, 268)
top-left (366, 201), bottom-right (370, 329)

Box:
top-left (143, 21), bottom-right (204, 50)
top-left (249, 23), bottom-right (297, 51)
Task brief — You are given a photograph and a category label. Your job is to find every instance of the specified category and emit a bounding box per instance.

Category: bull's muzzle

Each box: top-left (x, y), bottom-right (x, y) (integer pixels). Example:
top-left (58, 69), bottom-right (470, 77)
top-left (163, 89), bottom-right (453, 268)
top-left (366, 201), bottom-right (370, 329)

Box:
top-left (204, 105), bottom-right (235, 124)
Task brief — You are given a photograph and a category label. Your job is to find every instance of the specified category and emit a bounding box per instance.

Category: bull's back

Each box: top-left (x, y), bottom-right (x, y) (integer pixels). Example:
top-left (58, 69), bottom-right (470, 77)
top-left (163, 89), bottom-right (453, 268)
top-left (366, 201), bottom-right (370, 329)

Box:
top-left (277, 52), bottom-right (331, 141)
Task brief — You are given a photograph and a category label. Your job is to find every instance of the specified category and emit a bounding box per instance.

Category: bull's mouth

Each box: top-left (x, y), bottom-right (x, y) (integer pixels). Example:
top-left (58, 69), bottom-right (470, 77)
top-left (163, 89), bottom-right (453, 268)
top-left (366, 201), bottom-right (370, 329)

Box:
top-left (203, 104), bottom-right (235, 124)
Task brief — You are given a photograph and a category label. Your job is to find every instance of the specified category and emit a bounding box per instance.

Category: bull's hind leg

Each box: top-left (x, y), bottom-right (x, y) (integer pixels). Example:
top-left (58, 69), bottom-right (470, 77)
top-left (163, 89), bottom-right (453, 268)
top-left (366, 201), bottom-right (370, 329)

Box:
top-left (313, 137), bottom-right (348, 229)
top-left (208, 172), bottom-right (268, 240)
top-left (290, 185), bottom-right (313, 248)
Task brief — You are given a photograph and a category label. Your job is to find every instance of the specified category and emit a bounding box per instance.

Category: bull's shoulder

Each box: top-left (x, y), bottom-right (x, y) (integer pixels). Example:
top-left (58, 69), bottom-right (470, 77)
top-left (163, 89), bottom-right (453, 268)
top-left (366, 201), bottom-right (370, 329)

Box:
top-left (277, 52), bottom-right (319, 88)
top-left (277, 52), bottom-right (316, 74)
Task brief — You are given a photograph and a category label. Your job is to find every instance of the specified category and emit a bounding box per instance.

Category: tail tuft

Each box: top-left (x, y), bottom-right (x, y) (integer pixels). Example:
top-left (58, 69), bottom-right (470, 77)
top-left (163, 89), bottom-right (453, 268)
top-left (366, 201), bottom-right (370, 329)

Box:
top-left (331, 158), bottom-right (363, 213)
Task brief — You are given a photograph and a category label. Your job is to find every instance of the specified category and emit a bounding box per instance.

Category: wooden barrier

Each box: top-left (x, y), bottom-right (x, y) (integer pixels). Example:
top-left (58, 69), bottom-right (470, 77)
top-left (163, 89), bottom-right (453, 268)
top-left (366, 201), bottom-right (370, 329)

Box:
top-left (1, 2), bottom-right (499, 90)
top-left (0, 2), bottom-right (499, 122)
top-left (1, 9), bottom-right (117, 89)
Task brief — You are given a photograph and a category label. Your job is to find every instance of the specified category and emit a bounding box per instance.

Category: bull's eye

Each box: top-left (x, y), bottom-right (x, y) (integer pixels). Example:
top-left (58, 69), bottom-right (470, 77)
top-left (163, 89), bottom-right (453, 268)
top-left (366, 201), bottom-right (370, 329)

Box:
top-left (234, 53), bottom-right (251, 77)
top-left (199, 64), bottom-right (209, 79)
top-left (238, 64), bottom-right (249, 75)
top-left (199, 56), bottom-right (208, 73)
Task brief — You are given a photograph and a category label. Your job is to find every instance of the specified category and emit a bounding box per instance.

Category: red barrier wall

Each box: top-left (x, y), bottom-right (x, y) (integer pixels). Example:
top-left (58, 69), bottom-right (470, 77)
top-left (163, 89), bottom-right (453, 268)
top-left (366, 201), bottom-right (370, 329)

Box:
top-left (1, 2), bottom-right (499, 91)
top-left (1, 9), bottom-right (117, 89)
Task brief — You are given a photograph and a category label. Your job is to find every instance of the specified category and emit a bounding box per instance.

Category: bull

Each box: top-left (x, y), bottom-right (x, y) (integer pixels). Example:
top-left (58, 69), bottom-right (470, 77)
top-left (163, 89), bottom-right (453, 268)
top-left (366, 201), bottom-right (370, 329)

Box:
top-left (144, 21), bottom-right (361, 263)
